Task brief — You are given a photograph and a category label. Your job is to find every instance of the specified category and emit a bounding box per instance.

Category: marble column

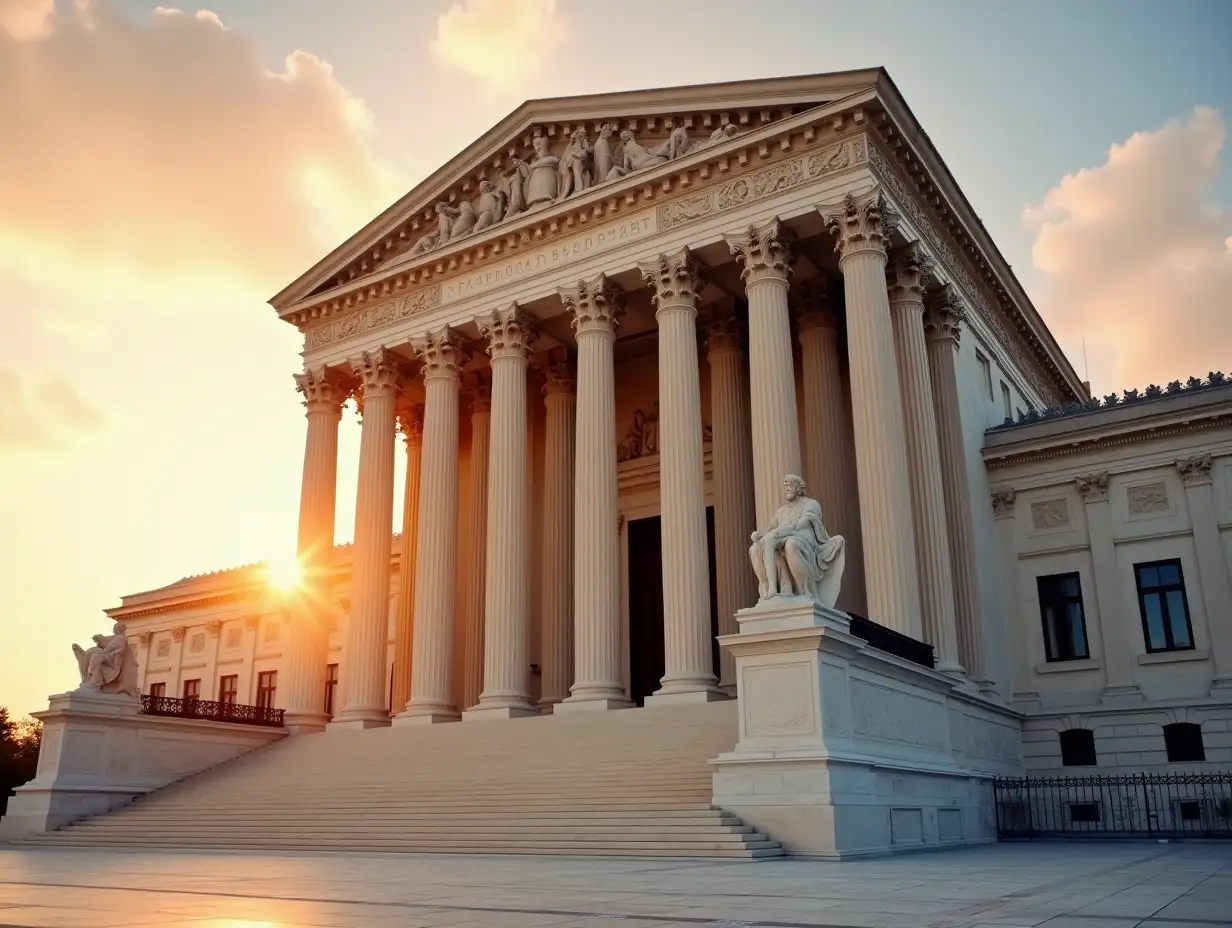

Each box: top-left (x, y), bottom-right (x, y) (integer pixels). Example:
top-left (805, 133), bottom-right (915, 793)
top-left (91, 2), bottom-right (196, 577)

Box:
top-left (639, 248), bottom-right (723, 704)
top-left (1076, 473), bottom-right (1143, 705)
top-left (537, 348), bottom-right (576, 711)
top-left (887, 245), bottom-right (963, 673)
top-left (1177, 455), bottom-right (1232, 694)
top-left (794, 280), bottom-right (866, 616)
top-left (725, 219), bottom-right (802, 528)
top-left (396, 327), bottom-right (468, 724)
top-left (283, 366), bottom-right (348, 734)
top-left (924, 285), bottom-right (989, 686)
top-left (330, 349), bottom-right (404, 730)
top-left (390, 398), bottom-right (423, 719)
top-left (821, 190), bottom-right (923, 640)
top-left (458, 372), bottom-right (491, 712)
top-left (467, 305), bottom-right (540, 719)
top-left (557, 274), bottom-right (633, 712)
top-left (703, 307), bottom-right (757, 691)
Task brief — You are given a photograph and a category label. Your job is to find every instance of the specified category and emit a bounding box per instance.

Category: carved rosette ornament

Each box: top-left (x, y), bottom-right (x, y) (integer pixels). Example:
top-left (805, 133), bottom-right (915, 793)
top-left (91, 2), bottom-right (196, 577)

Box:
top-left (1076, 472), bottom-right (1110, 504)
top-left (293, 366), bottom-right (349, 418)
top-left (701, 305), bottom-right (744, 354)
top-left (411, 327), bottom-right (469, 383)
top-left (725, 217), bottom-right (795, 284)
top-left (924, 283), bottom-right (966, 345)
top-left (396, 398), bottom-right (425, 445)
top-left (1177, 453), bottom-right (1213, 487)
top-left (479, 303), bottom-right (539, 360)
top-left (559, 273), bottom-right (625, 336)
top-left (990, 489), bottom-right (1017, 519)
top-left (348, 347), bottom-right (406, 401)
top-left (638, 246), bottom-right (703, 314)
top-left (536, 346), bottom-right (576, 396)
top-left (821, 188), bottom-right (899, 261)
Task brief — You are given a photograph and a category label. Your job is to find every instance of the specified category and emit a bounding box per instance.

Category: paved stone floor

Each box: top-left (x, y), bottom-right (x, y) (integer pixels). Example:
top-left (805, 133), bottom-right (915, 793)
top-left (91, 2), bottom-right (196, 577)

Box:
top-left (0, 843), bottom-right (1228, 928)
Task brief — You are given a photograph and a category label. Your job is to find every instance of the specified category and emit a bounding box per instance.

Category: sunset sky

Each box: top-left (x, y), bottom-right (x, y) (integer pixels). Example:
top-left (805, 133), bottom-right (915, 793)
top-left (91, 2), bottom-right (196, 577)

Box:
top-left (1, 0), bottom-right (1230, 717)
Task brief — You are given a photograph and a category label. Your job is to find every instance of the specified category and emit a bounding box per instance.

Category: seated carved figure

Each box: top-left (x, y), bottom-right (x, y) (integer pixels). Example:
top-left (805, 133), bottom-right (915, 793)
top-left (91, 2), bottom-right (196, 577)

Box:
top-left (72, 621), bottom-right (139, 698)
top-left (749, 475), bottom-right (846, 609)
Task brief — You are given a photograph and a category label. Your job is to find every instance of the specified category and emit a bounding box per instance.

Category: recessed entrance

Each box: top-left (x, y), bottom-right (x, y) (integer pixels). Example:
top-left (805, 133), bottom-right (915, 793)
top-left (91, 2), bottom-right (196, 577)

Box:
top-left (626, 508), bottom-right (720, 705)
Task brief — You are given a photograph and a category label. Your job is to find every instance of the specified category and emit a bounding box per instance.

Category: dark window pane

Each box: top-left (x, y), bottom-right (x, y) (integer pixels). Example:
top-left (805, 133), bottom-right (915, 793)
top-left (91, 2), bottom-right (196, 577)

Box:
top-left (1060, 729), bottom-right (1097, 766)
top-left (1159, 562), bottom-right (1180, 585)
top-left (1179, 801), bottom-right (1202, 822)
top-left (1144, 594), bottom-right (1167, 649)
top-left (1139, 565), bottom-right (1159, 588)
top-left (1165, 591), bottom-right (1191, 647)
top-left (1069, 802), bottom-right (1100, 823)
top-left (1068, 604), bottom-right (1088, 657)
top-left (1164, 723), bottom-right (1205, 763)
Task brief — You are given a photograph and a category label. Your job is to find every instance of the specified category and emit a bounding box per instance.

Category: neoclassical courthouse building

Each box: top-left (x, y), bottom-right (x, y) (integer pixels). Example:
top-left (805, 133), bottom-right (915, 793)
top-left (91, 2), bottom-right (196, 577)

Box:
top-left (13, 70), bottom-right (1231, 856)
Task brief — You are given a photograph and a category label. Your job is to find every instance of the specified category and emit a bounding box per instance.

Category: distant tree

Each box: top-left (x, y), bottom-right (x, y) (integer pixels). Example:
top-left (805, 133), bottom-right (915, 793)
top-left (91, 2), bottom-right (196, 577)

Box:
top-left (0, 707), bottom-right (42, 816)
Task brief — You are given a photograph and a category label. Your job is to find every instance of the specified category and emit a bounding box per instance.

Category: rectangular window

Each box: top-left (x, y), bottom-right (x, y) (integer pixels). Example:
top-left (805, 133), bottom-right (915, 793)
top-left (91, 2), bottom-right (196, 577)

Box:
top-left (218, 674), bottom-right (238, 706)
top-left (182, 678), bottom-right (200, 701)
top-left (1069, 802), bottom-right (1100, 824)
top-left (1000, 381), bottom-right (1012, 420)
top-left (256, 670), bottom-right (277, 710)
top-left (976, 350), bottom-right (993, 401)
top-left (1135, 559), bottom-right (1194, 652)
top-left (148, 682), bottom-right (166, 699)
top-left (324, 663), bottom-right (339, 717)
top-left (1037, 573), bottom-right (1090, 662)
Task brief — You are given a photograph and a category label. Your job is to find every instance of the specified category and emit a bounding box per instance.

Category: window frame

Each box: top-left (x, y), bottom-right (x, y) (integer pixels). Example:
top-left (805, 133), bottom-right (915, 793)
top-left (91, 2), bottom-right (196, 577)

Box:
top-left (218, 674), bottom-right (238, 706)
top-left (975, 350), bottom-right (993, 401)
top-left (148, 681), bottom-right (166, 699)
top-left (256, 670), bottom-right (277, 711)
top-left (1163, 722), bottom-right (1205, 763)
top-left (1000, 381), bottom-right (1012, 420)
top-left (1059, 728), bottom-right (1098, 767)
top-left (1036, 572), bottom-right (1090, 663)
top-left (1134, 558), bottom-right (1195, 653)
top-left (181, 678), bottom-right (201, 701)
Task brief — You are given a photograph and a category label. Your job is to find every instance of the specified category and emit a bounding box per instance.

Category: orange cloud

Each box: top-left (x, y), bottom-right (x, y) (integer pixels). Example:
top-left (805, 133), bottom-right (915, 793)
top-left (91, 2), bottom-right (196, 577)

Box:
top-left (0, 368), bottom-right (105, 453)
top-left (431, 0), bottom-right (566, 92)
top-left (0, 1), bottom-right (397, 306)
top-left (0, 0), bottom-right (53, 41)
top-left (1023, 107), bottom-right (1232, 393)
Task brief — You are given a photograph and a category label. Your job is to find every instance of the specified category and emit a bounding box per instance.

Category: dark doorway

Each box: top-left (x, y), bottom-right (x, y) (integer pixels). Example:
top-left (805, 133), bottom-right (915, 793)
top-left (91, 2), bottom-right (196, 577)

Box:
top-left (626, 508), bottom-right (720, 706)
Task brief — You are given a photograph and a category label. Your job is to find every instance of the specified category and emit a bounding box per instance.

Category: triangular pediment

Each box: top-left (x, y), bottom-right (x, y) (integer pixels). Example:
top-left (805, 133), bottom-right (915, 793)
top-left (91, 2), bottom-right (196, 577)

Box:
top-left (269, 69), bottom-right (886, 311)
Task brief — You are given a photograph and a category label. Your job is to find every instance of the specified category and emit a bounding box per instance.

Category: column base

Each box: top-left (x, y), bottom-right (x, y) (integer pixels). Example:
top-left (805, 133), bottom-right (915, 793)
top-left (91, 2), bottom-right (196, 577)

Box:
top-left (936, 660), bottom-right (966, 677)
top-left (326, 711), bottom-right (391, 733)
top-left (718, 683), bottom-right (738, 698)
top-left (283, 709), bottom-right (329, 735)
top-left (392, 704), bottom-right (461, 726)
top-left (536, 698), bottom-right (562, 714)
top-left (975, 677), bottom-right (1000, 697)
top-left (463, 704), bottom-right (540, 721)
top-left (556, 696), bottom-right (634, 713)
top-left (1100, 683), bottom-right (1145, 707)
top-left (644, 688), bottom-right (730, 707)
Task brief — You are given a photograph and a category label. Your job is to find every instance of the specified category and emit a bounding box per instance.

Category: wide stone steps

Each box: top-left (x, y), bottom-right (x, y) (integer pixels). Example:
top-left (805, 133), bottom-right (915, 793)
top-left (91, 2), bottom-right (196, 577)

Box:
top-left (29, 701), bottom-right (782, 858)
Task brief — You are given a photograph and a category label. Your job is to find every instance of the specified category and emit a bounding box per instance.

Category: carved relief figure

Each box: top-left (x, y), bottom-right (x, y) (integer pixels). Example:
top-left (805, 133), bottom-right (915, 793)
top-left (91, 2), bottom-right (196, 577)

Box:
top-left (593, 123), bottom-right (616, 183)
top-left (72, 622), bottom-right (139, 698)
top-left (615, 402), bottom-right (661, 461)
top-left (607, 130), bottom-right (667, 180)
top-left (525, 131), bottom-right (561, 209)
top-left (408, 228), bottom-right (440, 257)
top-left (558, 127), bottom-right (593, 201)
top-left (749, 475), bottom-right (846, 609)
top-left (473, 180), bottom-right (507, 233)
top-left (504, 158), bottom-right (529, 220)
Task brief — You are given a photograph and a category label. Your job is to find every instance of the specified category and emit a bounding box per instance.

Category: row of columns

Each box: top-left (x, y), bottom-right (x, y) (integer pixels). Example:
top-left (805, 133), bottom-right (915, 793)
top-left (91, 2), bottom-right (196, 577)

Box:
top-left (282, 186), bottom-right (993, 732)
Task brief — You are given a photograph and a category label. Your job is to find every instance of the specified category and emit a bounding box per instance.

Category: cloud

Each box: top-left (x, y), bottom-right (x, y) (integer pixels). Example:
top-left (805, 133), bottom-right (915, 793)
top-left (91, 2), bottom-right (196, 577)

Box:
top-left (1023, 106), bottom-right (1232, 392)
top-left (0, 368), bottom-right (105, 453)
top-left (431, 0), bottom-right (566, 92)
top-left (0, 0), bottom-right (53, 40)
top-left (0, 1), bottom-right (399, 308)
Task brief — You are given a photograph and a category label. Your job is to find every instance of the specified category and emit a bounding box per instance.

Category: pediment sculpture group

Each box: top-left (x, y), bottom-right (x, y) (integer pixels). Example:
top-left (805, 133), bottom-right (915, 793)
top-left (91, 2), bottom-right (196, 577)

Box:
top-left (410, 120), bottom-right (743, 258)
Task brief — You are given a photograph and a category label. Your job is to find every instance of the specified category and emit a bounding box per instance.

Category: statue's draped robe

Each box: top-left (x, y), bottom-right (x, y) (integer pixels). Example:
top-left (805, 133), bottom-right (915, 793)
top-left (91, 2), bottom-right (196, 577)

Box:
top-left (75, 631), bottom-right (139, 697)
top-left (766, 496), bottom-right (846, 608)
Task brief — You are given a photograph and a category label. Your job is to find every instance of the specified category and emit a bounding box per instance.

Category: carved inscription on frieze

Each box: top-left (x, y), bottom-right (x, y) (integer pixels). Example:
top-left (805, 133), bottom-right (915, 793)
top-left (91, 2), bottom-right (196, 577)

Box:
top-left (1127, 482), bottom-right (1169, 515)
top-left (1030, 498), bottom-right (1070, 532)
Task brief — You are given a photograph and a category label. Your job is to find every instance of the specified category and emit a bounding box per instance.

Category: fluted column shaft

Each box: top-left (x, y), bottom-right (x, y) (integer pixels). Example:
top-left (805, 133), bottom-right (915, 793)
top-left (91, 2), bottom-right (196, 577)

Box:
top-left (925, 288), bottom-right (988, 684)
top-left (469, 306), bottom-right (539, 718)
top-left (538, 350), bottom-right (576, 709)
top-left (640, 249), bottom-right (721, 703)
top-left (397, 329), bottom-right (467, 724)
top-left (823, 191), bottom-right (923, 639)
top-left (796, 295), bottom-right (866, 616)
top-left (704, 312), bottom-right (757, 690)
top-left (1177, 456), bottom-right (1232, 693)
top-left (285, 367), bottom-right (347, 733)
top-left (459, 379), bottom-right (491, 711)
top-left (331, 350), bottom-right (403, 730)
top-left (558, 275), bottom-right (632, 711)
top-left (888, 247), bottom-right (962, 671)
top-left (390, 401), bottom-right (424, 717)
top-left (726, 220), bottom-right (801, 527)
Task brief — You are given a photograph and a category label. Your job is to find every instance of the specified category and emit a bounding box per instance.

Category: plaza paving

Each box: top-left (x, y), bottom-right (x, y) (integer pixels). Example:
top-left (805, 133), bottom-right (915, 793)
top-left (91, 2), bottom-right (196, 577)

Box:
top-left (0, 842), bottom-right (1228, 928)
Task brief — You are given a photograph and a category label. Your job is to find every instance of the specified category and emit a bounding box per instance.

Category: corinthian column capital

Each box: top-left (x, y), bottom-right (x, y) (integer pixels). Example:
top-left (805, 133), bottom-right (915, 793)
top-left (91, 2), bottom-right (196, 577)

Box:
top-left (396, 398), bottom-right (425, 445)
top-left (478, 303), bottom-right (539, 360)
top-left (463, 369), bottom-right (492, 413)
top-left (294, 365), bottom-right (350, 416)
top-left (792, 277), bottom-right (842, 334)
top-left (638, 246), bottom-right (703, 312)
top-left (701, 305), bottom-right (744, 354)
top-left (535, 346), bottom-right (576, 396)
top-left (725, 217), bottom-right (794, 284)
top-left (559, 273), bottom-right (624, 336)
top-left (923, 283), bottom-right (966, 345)
top-left (821, 188), bottom-right (899, 261)
top-left (1177, 453), bottom-right (1213, 487)
top-left (348, 348), bottom-right (406, 400)
top-left (1076, 472), bottom-right (1110, 504)
top-left (411, 327), bottom-right (468, 382)
top-left (886, 242), bottom-right (931, 306)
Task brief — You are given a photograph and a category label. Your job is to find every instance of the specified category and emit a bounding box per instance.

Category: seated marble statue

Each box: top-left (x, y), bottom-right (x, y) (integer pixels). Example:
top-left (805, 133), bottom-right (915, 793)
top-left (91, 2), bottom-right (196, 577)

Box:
top-left (72, 621), bottom-right (139, 698)
top-left (749, 475), bottom-right (846, 609)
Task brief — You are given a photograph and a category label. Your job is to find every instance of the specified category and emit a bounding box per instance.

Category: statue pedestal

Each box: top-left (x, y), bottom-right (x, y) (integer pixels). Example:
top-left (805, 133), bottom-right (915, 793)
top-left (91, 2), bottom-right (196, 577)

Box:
top-left (711, 599), bottom-right (1023, 859)
top-left (0, 690), bottom-right (283, 842)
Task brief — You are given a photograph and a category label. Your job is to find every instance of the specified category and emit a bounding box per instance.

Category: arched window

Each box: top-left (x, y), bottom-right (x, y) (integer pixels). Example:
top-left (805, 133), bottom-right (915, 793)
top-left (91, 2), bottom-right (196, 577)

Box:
top-left (1163, 723), bottom-right (1205, 762)
top-left (1059, 728), bottom-right (1097, 766)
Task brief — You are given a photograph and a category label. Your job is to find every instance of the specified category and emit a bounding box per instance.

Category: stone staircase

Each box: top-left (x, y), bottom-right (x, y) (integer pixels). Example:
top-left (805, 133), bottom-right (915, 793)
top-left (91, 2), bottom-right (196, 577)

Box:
top-left (25, 701), bottom-right (782, 858)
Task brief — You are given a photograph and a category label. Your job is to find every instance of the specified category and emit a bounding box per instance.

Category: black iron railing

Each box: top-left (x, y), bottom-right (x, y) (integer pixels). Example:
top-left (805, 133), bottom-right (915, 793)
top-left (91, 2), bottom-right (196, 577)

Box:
top-left (995, 773), bottom-right (1232, 839)
top-left (847, 613), bottom-right (935, 669)
top-left (140, 695), bottom-right (284, 728)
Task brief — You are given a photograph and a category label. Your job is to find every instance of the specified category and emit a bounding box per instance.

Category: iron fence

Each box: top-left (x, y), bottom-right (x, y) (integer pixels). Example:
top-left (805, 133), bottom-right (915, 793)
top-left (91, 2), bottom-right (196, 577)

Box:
top-left (140, 695), bottom-right (285, 728)
top-left (995, 773), bottom-right (1232, 839)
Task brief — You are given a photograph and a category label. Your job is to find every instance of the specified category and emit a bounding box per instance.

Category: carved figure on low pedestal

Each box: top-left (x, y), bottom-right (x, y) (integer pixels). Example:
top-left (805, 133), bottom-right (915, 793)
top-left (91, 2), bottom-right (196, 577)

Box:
top-left (749, 475), bottom-right (846, 609)
top-left (72, 621), bottom-right (139, 698)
